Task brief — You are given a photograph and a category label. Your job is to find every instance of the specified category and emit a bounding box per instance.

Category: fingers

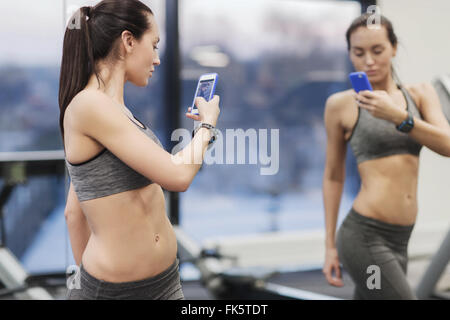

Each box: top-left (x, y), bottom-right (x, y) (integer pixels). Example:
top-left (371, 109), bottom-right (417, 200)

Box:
top-left (195, 97), bottom-right (206, 106)
top-left (330, 268), bottom-right (344, 287)
top-left (357, 99), bottom-right (375, 113)
top-left (186, 108), bottom-right (200, 119)
top-left (358, 90), bottom-right (376, 98)
top-left (354, 92), bottom-right (371, 104)
top-left (324, 269), bottom-right (334, 285)
top-left (323, 265), bottom-right (344, 287)
top-left (353, 92), bottom-right (375, 112)
top-left (331, 277), bottom-right (344, 287)
top-left (335, 263), bottom-right (342, 279)
top-left (185, 112), bottom-right (200, 121)
top-left (333, 265), bottom-right (344, 286)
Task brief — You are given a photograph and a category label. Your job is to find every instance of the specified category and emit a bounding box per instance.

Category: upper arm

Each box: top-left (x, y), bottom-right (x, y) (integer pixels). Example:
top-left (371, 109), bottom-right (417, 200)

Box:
top-left (71, 91), bottom-right (188, 192)
top-left (323, 94), bottom-right (348, 182)
top-left (410, 83), bottom-right (450, 134)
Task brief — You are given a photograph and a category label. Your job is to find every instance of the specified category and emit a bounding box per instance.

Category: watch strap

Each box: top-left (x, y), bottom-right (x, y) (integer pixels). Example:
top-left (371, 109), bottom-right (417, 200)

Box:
top-left (396, 112), bottom-right (414, 133)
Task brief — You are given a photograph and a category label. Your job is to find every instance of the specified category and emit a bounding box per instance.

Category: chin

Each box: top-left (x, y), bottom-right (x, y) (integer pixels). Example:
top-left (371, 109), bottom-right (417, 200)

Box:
top-left (132, 79), bottom-right (148, 87)
top-left (369, 73), bottom-right (388, 85)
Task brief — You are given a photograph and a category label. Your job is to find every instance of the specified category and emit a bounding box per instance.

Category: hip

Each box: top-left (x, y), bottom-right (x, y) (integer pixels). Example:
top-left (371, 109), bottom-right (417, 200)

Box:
top-left (337, 207), bottom-right (414, 253)
top-left (67, 258), bottom-right (184, 300)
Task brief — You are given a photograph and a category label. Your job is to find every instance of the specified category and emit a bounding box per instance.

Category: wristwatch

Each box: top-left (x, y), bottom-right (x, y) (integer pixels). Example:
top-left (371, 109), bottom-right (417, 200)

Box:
top-left (192, 122), bottom-right (219, 145)
top-left (396, 112), bottom-right (414, 133)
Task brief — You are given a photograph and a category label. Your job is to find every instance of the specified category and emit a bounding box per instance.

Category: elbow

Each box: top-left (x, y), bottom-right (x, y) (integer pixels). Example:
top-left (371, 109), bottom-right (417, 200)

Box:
top-left (174, 179), bottom-right (189, 193)
top-left (64, 208), bottom-right (72, 220)
top-left (439, 136), bottom-right (450, 157)
top-left (443, 149), bottom-right (450, 158)
top-left (178, 174), bottom-right (191, 192)
top-left (165, 172), bottom-right (191, 192)
top-left (323, 168), bottom-right (345, 184)
top-left (446, 137), bottom-right (450, 157)
top-left (64, 207), bottom-right (84, 222)
top-left (64, 208), bottom-right (78, 224)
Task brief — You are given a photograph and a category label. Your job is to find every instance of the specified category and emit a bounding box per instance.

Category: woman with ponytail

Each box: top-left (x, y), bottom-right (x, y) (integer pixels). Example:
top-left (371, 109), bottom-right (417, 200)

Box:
top-left (60, 0), bottom-right (220, 300)
top-left (321, 13), bottom-right (450, 299)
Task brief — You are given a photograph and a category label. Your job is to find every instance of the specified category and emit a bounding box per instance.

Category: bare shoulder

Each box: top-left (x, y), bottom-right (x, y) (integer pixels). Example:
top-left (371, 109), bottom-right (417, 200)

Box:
top-left (404, 82), bottom-right (437, 108)
top-left (65, 89), bottom-right (124, 133)
top-left (68, 89), bottom-right (117, 118)
top-left (325, 89), bottom-right (354, 112)
top-left (324, 89), bottom-right (355, 125)
top-left (405, 82), bottom-right (435, 96)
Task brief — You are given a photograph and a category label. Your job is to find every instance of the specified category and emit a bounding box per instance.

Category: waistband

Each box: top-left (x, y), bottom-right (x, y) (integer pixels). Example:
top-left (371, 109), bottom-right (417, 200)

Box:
top-left (79, 258), bottom-right (180, 291)
top-left (346, 207), bottom-right (415, 234)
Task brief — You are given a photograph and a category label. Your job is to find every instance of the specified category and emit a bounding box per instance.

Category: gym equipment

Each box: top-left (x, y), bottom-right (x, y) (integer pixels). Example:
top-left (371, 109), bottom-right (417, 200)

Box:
top-left (0, 150), bottom-right (66, 299)
top-left (416, 229), bottom-right (450, 299)
top-left (415, 74), bottom-right (450, 299)
top-left (175, 226), bottom-right (344, 300)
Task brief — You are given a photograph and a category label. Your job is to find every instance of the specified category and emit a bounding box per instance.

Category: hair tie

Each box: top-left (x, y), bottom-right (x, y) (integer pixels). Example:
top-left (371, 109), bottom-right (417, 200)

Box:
top-left (84, 6), bottom-right (92, 21)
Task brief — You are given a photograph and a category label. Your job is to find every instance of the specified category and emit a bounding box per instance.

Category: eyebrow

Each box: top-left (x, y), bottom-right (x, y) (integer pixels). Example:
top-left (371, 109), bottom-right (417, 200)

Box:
top-left (154, 37), bottom-right (160, 43)
top-left (352, 44), bottom-right (384, 50)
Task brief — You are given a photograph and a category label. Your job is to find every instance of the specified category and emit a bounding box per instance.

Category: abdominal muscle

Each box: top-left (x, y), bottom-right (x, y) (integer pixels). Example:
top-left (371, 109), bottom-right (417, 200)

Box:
top-left (80, 183), bottom-right (178, 283)
top-left (352, 154), bottom-right (420, 226)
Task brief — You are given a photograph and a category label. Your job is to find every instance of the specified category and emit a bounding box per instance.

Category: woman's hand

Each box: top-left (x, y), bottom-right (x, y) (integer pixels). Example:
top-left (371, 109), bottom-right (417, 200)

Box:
top-left (186, 95), bottom-right (221, 127)
top-left (323, 247), bottom-right (344, 287)
top-left (354, 90), bottom-right (408, 125)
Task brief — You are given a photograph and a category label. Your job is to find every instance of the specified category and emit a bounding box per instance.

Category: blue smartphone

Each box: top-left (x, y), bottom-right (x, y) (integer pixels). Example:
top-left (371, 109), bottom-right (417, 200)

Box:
top-left (190, 73), bottom-right (218, 115)
top-left (349, 72), bottom-right (373, 93)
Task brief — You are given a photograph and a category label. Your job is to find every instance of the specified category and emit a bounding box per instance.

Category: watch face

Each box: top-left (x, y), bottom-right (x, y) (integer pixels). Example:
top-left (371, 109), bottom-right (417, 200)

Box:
top-left (398, 116), bottom-right (414, 132)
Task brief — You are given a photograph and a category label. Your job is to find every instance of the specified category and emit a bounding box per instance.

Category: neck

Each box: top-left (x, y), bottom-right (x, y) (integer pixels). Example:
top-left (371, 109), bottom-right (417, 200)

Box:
top-left (86, 63), bottom-right (126, 106)
top-left (371, 74), bottom-right (398, 93)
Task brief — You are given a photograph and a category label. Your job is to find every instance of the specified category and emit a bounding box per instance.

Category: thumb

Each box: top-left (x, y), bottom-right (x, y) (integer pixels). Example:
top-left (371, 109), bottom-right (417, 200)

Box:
top-left (195, 96), bottom-right (206, 106)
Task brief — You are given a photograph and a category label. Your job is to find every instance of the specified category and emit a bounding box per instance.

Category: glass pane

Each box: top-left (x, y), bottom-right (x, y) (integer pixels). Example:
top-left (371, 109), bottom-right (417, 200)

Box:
top-left (0, 0), bottom-right (65, 152)
top-left (179, 0), bottom-right (361, 243)
top-left (0, 0), bottom-right (68, 272)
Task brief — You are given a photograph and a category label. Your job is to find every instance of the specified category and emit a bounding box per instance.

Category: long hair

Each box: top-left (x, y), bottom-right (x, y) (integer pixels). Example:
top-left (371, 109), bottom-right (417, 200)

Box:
top-left (58, 0), bottom-right (153, 146)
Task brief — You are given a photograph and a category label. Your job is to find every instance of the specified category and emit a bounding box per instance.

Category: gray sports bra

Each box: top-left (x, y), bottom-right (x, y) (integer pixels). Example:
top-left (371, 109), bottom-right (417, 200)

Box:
top-left (349, 85), bottom-right (423, 164)
top-left (65, 115), bottom-right (163, 202)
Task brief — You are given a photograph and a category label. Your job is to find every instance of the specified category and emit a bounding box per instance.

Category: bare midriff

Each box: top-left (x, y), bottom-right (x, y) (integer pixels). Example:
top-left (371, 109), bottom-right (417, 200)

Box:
top-left (80, 183), bottom-right (177, 282)
top-left (353, 153), bottom-right (419, 226)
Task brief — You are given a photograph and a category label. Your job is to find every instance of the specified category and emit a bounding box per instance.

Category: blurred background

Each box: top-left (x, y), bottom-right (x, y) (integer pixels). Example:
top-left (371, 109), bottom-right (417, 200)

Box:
top-left (0, 0), bottom-right (448, 300)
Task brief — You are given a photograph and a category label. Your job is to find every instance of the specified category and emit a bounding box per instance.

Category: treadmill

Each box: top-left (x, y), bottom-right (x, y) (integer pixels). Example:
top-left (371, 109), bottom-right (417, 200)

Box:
top-left (415, 74), bottom-right (450, 300)
top-left (0, 150), bottom-right (66, 299)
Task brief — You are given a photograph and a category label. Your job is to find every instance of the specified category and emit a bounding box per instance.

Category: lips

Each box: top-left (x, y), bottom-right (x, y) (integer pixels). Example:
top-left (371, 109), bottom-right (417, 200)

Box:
top-left (366, 70), bottom-right (377, 75)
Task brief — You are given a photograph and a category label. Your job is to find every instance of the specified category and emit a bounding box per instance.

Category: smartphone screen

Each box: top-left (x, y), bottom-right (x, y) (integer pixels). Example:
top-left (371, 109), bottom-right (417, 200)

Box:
top-left (191, 74), bottom-right (218, 115)
top-left (197, 79), bottom-right (214, 99)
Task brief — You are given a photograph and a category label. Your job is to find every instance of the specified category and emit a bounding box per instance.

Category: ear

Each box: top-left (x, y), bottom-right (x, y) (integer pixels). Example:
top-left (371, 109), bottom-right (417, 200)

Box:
top-left (392, 44), bottom-right (397, 58)
top-left (121, 30), bottom-right (135, 54)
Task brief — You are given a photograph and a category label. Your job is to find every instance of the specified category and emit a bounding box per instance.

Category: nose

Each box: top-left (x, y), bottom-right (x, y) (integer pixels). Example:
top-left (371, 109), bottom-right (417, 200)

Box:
top-left (153, 52), bottom-right (161, 66)
top-left (365, 53), bottom-right (375, 66)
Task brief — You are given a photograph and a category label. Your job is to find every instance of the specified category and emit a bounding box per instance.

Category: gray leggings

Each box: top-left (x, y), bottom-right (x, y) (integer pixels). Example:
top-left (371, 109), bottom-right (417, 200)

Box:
top-left (66, 258), bottom-right (185, 300)
top-left (336, 208), bottom-right (417, 300)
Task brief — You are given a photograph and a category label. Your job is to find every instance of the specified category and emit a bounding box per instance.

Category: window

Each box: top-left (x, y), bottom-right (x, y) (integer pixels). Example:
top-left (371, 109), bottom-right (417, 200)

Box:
top-left (179, 0), bottom-right (361, 243)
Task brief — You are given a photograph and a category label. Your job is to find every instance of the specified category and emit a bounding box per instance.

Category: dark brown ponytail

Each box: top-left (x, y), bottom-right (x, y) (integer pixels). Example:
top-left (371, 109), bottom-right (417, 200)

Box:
top-left (58, 0), bottom-right (153, 146)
